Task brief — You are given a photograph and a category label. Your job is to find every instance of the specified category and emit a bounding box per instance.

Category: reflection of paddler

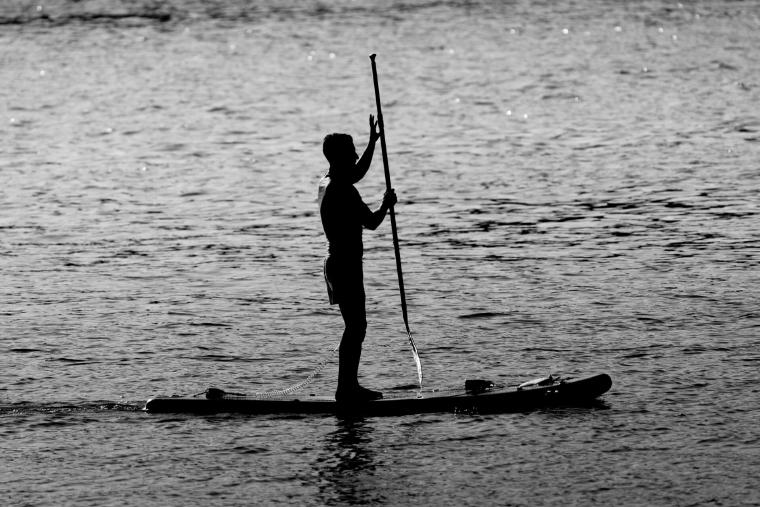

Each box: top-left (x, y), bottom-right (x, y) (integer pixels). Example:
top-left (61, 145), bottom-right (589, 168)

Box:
top-left (314, 418), bottom-right (378, 506)
top-left (318, 115), bottom-right (397, 402)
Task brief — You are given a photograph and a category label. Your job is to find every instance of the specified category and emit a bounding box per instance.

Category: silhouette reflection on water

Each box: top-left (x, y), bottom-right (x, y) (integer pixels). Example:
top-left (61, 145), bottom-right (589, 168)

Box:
top-left (314, 416), bottom-right (387, 505)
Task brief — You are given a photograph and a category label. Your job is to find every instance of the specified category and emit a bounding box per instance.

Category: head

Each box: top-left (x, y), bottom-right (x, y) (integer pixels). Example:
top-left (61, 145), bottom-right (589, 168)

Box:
top-left (323, 133), bottom-right (358, 180)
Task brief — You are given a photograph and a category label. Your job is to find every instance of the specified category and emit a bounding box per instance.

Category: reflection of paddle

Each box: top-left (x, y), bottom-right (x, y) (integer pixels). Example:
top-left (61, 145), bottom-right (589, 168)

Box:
top-left (369, 54), bottom-right (423, 387)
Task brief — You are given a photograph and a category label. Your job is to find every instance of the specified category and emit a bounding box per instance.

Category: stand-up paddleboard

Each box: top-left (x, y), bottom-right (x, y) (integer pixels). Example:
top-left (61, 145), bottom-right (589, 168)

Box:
top-left (144, 373), bottom-right (611, 416)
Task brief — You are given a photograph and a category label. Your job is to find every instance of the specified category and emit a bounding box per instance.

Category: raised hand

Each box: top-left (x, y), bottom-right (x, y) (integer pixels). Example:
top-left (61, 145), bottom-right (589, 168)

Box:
top-left (369, 114), bottom-right (380, 143)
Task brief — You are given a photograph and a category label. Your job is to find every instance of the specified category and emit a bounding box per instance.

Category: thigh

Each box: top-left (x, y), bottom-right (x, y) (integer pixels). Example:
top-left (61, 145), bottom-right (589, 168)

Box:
top-left (338, 292), bottom-right (366, 324)
top-left (338, 284), bottom-right (366, 342)
top-left (326, 258), bottom-right (365, 306)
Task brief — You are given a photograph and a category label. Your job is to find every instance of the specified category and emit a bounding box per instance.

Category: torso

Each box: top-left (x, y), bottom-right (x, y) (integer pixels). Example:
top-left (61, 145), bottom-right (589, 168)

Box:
top-left (319, 177), bottom-right (370, 263)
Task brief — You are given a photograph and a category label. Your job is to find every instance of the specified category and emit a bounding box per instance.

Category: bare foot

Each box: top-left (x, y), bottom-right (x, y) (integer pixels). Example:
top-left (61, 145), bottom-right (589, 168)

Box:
top-left (335, 385), bottom-right (383, 402)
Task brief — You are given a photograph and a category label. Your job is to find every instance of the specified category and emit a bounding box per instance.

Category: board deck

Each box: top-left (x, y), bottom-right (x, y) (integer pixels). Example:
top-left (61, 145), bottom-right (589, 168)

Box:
top-left (144, 373), bottom-right (611, 416)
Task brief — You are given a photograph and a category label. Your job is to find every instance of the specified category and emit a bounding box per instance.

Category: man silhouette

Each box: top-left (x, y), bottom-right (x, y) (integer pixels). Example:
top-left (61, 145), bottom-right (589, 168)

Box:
top-left (318, 115), bottom-right (397, 402)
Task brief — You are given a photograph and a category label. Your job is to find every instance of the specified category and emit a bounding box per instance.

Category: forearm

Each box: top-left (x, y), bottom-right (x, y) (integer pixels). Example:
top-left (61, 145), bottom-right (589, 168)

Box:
top-left (364, 203), bottom-right (390, 230)
top-left (353, 138), bottom-right (377, 183)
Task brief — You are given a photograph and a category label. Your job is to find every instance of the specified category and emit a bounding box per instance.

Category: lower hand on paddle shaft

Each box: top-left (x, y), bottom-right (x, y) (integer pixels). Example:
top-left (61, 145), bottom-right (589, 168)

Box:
top-left (365, 189), bottom-right (397, 230)
top-left (382, 188), bottom-right (397, 210)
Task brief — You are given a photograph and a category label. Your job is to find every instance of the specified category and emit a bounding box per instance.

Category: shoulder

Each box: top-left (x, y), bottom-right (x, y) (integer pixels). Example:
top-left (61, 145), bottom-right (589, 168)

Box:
top-left (317, 175), bottom-right (330, 206)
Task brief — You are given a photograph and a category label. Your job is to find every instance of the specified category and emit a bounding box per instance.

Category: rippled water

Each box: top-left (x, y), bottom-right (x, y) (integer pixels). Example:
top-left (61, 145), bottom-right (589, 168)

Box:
top-left (2, 0), bottom-right (759, 505)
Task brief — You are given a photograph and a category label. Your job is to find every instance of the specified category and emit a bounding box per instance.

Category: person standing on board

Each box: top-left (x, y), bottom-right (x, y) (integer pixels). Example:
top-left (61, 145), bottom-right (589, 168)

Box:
top-left (318, 115), bottom-right (397, 402)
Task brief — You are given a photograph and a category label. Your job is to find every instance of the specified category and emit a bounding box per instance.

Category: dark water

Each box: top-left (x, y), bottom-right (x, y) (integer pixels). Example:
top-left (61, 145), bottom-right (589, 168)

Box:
top-left (2, 0), bottom-right (759, 505)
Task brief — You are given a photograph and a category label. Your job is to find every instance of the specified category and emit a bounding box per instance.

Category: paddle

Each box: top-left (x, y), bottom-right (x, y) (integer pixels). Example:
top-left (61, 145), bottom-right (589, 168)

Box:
top-left (369, 54), bottom-right (423, 387)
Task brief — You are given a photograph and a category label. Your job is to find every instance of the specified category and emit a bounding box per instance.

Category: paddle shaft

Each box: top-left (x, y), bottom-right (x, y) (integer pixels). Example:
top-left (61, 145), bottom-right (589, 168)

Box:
top-left (369, 54), bottom-right (422, 386)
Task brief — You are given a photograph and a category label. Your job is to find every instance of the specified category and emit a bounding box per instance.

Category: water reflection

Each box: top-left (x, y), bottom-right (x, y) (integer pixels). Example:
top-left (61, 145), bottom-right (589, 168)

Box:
top-left (314, 416), bottom-right (386, 505)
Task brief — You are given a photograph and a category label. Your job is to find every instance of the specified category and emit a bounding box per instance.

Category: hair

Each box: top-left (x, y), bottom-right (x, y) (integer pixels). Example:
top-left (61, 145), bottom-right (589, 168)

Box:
top-left (322, 133), bottom-right (354, 165)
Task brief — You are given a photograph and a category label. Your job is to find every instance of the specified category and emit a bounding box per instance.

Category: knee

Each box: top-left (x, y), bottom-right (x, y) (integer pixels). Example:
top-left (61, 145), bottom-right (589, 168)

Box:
top-left (345, 317), bottom-right (367, 341)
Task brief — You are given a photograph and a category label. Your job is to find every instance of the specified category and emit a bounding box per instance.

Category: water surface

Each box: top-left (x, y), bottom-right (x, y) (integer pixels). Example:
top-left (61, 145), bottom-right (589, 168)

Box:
top-left (2, 0), bottom-right (759, 505)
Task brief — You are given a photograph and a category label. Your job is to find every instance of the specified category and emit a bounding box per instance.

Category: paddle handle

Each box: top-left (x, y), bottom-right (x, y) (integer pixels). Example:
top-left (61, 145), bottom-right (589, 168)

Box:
top-left (369, 54), bottom-right (422, 387)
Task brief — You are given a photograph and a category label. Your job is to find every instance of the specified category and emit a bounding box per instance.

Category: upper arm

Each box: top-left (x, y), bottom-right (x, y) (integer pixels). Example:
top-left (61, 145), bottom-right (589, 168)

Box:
top-left (353, 189), bottom-right (374, 228)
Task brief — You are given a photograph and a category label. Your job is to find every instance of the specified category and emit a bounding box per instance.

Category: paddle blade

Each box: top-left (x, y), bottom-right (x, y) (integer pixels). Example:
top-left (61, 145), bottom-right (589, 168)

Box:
top-left (407, 329), bottom-right (423, 387)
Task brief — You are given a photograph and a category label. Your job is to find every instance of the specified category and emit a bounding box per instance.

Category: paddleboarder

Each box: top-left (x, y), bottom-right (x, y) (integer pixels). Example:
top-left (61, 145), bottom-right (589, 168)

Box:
top-left (318, 114), bottom-right (397, 402)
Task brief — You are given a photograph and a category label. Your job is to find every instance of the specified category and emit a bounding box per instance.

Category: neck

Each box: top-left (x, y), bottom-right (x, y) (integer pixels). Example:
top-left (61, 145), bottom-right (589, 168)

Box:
top-left (328, 166), bottom-right (352, 183)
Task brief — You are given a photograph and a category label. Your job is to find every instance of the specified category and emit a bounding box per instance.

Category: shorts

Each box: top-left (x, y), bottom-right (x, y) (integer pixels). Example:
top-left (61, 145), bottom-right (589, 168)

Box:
top-left (323, 256), bottom-right (365, 305)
